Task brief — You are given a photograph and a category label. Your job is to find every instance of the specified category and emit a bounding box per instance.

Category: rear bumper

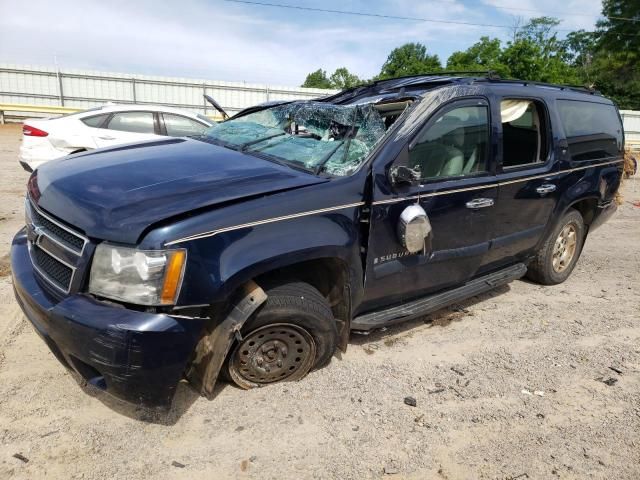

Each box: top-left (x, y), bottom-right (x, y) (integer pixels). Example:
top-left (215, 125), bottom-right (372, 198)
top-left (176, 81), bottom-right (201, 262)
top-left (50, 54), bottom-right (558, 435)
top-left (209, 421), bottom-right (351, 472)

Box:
top-left (19, 160), bottom-right (33, 172)
top-left (11, 229), bottom-right (206, 409)
top-left (19, 141), bottom-right (65, 171)
top-left (590, 199), bottom-right (617, 231)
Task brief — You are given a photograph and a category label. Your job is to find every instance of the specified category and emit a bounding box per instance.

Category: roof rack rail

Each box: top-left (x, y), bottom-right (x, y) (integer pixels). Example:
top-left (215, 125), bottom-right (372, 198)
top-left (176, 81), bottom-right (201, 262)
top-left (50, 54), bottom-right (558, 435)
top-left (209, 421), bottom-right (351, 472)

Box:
top-left (373, 70), bottom-right (500, 85)
top-left (419, 70), bottom-right (498, 77)
top-left (561, 83), bottom-right (598, 93)
top-left (480, 77), bottom-right (600, 95)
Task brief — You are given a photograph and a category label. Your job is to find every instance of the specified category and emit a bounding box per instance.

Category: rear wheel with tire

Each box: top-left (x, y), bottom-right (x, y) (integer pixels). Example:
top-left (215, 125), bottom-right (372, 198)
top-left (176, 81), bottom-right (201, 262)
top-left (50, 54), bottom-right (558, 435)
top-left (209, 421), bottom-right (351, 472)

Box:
top-left (526, 209), bottom-right (585, 285)
top-left (226, 282), bottom-right (338, 389)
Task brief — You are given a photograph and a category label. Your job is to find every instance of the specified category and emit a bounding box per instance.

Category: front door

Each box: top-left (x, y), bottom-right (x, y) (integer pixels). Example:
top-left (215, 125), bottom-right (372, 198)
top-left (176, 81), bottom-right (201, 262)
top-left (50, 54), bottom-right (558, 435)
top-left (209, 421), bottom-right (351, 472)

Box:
top-left (361, 98), bottom-right (498, 313)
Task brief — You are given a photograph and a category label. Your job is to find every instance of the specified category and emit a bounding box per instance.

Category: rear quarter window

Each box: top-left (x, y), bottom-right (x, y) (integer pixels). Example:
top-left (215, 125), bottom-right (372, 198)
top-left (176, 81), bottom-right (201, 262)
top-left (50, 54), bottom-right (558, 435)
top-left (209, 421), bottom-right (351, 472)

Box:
top-left (81, 113), bottom-right (109, 128)
top-left (163, 113), bottom-right (209, 137)
top-left (557, 100), bottom-right (623, 161)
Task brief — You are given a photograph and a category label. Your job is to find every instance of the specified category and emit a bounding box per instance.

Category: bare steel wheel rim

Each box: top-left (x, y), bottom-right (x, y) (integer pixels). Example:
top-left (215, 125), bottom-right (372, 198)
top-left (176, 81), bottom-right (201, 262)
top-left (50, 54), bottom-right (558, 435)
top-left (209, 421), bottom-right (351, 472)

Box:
top-left (229, 323), bottom-right (316, 386)
top-left (552, 223), bottom-right (578, 273)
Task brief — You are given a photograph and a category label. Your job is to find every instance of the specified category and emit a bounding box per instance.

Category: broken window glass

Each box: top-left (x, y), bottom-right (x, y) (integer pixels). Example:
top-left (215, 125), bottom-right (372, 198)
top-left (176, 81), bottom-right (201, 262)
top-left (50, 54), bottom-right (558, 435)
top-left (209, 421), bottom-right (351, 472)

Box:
top-left (204, 101), bottom-right (388, 176)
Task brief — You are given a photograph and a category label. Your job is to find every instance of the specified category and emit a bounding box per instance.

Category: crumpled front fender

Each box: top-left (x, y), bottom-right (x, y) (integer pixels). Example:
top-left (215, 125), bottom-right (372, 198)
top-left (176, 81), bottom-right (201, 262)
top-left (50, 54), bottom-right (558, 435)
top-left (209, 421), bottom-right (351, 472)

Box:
top-left (186, 281), bottom-right (267, 398)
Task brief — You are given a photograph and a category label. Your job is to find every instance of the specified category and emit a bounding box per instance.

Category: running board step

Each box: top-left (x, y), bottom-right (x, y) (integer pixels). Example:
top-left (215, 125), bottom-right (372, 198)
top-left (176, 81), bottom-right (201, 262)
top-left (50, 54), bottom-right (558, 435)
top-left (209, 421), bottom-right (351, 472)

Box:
top-left (351, 263), bottom-right (527, 331)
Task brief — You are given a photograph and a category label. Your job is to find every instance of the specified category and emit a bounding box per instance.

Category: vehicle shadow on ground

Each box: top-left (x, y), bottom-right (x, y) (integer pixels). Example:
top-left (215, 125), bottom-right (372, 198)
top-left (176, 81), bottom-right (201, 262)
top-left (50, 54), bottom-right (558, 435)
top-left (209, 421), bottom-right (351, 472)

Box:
top-left (78, 377), bottom-right (219, 425)
top-left (348, 283), bottom-right (512, 346)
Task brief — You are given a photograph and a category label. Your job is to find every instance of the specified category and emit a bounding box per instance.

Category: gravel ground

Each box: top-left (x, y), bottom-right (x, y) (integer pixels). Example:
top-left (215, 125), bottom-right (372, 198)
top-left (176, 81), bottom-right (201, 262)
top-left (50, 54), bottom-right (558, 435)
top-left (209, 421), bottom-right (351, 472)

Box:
top-left (0, 124), bottom-right (639, 479)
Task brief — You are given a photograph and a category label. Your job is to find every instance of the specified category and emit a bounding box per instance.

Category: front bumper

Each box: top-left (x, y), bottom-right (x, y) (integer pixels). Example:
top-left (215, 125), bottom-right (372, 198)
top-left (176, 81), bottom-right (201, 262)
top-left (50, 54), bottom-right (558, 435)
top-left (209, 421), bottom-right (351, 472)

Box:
top-left (11, 229), bottom-right (206, 409)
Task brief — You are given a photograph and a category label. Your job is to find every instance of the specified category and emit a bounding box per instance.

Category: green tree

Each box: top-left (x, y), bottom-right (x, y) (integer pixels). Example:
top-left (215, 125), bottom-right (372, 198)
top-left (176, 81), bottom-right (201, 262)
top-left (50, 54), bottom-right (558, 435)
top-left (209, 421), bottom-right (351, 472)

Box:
top-left (563, 30), bottom-right (598, 67)
top-left (302, 67), bottom-right (362, 90)
top-left (301, 69), bottom-right (332, 89)
top-left (562, 29), bottom-right (599, 84)
top-left (301, 4), bottom-right (640, 108)
top-left (590, 0), bottom-right (640, 109)
top-left (446, 37), bottom-right (510, 77)
top-left (515, 16), bottom-right (562, 45)
top-left (377, 42), bottom-right (441, 80)
top-left (329, 67), bottom-right (362, 89)
top-left (500, 17), bottom-right (577, 84)
top-left (597, 0), bottom-right (639, 59)
top-left (444, 18), bottom-right (579, 84)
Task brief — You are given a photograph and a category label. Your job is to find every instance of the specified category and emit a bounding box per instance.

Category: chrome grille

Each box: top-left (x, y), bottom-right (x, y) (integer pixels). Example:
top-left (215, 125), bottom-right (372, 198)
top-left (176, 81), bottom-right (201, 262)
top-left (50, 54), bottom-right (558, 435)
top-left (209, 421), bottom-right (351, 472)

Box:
top-left (31, 245), bottom-right (73, 290)
top-left (30, 207), bottom-right (85, 252)
top-left (26, 199), bottom-right (89, 294)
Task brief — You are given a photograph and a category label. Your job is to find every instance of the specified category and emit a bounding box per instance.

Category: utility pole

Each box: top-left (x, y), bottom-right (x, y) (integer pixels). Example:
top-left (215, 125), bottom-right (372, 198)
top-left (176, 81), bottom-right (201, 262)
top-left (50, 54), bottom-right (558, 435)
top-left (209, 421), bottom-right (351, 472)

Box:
top-left (54, 54), bottom-right (64, 106)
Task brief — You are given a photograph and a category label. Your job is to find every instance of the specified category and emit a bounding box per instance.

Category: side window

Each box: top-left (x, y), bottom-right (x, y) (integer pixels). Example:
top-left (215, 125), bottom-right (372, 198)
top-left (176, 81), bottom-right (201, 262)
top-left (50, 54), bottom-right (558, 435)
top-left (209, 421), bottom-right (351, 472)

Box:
top-left (81, 114), bottom-right (109, 128)
top-left (557, 100), bottom-right (623, 161)
top-left (409, 105), bottom-right (489, 180)
top-left (501, 99), bottom-right (548, 169)
top-left (106, 112), bottom-right (155, 134)
top-left (163, 114), bottom-right (209, 137)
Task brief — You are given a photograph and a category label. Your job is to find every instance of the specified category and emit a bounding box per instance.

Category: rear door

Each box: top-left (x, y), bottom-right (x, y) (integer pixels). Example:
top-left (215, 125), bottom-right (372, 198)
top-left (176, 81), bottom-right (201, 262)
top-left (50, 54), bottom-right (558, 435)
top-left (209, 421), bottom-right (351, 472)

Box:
top-left (361, 98), bottom-right (499, 313)
top-left (482, 96), bottom-right (559, 270)
top-left (93, 111), bottom-right (160, 148)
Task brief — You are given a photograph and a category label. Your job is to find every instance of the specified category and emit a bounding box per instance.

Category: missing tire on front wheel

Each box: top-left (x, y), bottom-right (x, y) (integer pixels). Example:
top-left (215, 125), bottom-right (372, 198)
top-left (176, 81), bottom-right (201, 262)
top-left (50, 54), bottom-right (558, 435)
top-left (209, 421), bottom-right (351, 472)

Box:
top-left (228, 323), bottom-right (317, 388)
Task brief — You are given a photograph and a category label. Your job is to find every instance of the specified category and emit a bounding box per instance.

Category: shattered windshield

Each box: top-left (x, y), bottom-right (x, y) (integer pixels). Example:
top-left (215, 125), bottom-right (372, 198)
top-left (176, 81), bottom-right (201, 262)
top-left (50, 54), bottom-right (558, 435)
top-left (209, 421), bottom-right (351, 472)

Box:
top-left (203, 101), bottom-right (388, 176)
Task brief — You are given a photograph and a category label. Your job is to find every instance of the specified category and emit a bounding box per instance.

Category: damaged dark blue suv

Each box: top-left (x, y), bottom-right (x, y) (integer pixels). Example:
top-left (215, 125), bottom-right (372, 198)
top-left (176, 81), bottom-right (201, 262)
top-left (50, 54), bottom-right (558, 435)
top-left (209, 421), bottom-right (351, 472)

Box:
top-left (12, 74), bottom-right (624, 409)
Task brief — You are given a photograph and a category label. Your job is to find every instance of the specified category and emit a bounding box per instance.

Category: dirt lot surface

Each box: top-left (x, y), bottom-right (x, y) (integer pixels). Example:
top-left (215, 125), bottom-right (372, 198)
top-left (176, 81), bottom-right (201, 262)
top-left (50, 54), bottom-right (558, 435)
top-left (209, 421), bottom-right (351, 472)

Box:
top-left (0, 123), bottom-right (638, 479)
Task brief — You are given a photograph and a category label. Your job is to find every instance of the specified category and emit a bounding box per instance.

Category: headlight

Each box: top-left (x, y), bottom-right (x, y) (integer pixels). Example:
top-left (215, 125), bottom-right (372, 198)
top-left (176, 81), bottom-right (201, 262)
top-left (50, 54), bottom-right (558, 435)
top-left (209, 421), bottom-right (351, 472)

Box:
top-left (89, 244), bottom-right (186, 306)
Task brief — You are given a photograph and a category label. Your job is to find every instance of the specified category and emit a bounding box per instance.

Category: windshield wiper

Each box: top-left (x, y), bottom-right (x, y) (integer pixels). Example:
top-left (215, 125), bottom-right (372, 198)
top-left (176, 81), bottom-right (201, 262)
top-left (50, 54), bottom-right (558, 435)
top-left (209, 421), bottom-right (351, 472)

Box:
top-left (244, 149), bottom-right (317, 175)
top-left (239, 132), bottom-right (286, 151)
top-left (192, 134), bottom-right (240, 151)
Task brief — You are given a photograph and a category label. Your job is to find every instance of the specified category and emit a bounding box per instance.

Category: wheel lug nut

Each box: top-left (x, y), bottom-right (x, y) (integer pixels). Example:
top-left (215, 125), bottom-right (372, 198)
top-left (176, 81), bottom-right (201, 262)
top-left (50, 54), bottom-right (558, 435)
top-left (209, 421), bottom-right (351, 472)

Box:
top-left (277, 360), bottom-right (283, 368)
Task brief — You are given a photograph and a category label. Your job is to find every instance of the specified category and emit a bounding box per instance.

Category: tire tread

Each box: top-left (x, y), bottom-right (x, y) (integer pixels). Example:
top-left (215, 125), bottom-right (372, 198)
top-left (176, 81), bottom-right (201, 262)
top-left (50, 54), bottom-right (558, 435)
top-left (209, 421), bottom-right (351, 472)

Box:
top-left (526, 209), bottom-right (585, 285)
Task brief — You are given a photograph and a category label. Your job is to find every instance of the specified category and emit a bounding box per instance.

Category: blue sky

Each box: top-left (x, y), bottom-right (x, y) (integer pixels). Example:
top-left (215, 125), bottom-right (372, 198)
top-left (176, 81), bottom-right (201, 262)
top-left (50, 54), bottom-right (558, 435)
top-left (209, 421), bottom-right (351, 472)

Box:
top-left (0, 0), bottom-right (603, 86)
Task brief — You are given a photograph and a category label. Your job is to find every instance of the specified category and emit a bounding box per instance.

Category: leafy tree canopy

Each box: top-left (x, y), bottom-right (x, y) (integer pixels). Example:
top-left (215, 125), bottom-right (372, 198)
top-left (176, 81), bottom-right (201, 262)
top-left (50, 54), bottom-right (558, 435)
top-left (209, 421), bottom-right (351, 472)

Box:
top-left (502, 17), bottom-right (578, 84)
top-left (563, 29), bottom-right (599, 68)
top-left (515, 16), bottom-right (562, 46)
top-left (300, 2), bottom-right (640, 109)
top-left (301, 69), bottom-right (332, 89)
top-left (302, 67), bottom-right (362, 89)
top-left (597, 0), bottom-right (640, 61)
top-left (377, 42), bottom-right (441, 80)
top-left (591, 0), bottom-right (640, 109)
top-left (329, 67), bottom-right (362, 89)
top-left (446, 37), bottom-right (510, 77)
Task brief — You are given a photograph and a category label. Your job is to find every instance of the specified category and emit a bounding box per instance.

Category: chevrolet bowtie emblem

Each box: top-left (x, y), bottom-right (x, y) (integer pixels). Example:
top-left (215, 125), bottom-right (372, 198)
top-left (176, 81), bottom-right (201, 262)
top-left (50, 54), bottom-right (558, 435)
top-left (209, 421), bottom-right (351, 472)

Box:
top-left (28, 224), bottom-right (46, 245)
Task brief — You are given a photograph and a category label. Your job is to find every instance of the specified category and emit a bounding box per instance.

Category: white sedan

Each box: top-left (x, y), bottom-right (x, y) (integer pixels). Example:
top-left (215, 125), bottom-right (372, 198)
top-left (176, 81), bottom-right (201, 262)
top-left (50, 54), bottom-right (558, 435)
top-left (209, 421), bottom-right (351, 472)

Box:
top-left (19, 104), bottom-right (216, 172)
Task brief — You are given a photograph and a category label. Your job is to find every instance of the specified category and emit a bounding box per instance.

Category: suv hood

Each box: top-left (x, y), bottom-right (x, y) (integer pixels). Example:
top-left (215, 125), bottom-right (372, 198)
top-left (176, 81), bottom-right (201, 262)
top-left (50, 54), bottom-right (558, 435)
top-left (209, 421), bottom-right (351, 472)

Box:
top-left (35, 137), bottom-right (326, 243)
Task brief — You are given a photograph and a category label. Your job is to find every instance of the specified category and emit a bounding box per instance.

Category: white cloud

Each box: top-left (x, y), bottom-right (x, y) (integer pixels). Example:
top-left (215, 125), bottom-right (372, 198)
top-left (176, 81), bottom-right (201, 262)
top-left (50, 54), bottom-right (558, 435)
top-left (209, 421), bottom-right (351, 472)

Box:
top-left (479, 0), bottom-right (602, 31)
top-left (0, 0), bottom-right (602, 85)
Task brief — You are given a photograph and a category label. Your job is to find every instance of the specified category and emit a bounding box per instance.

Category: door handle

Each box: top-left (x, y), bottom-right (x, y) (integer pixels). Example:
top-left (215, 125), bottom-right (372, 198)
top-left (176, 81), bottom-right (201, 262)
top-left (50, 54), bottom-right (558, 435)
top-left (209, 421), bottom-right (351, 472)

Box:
top-left (466, 198), bottom-right (494, 209)
top-left (536, 184), bottom-right (556, 195)
top-left (98, 135), bottom-right (115, 140)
